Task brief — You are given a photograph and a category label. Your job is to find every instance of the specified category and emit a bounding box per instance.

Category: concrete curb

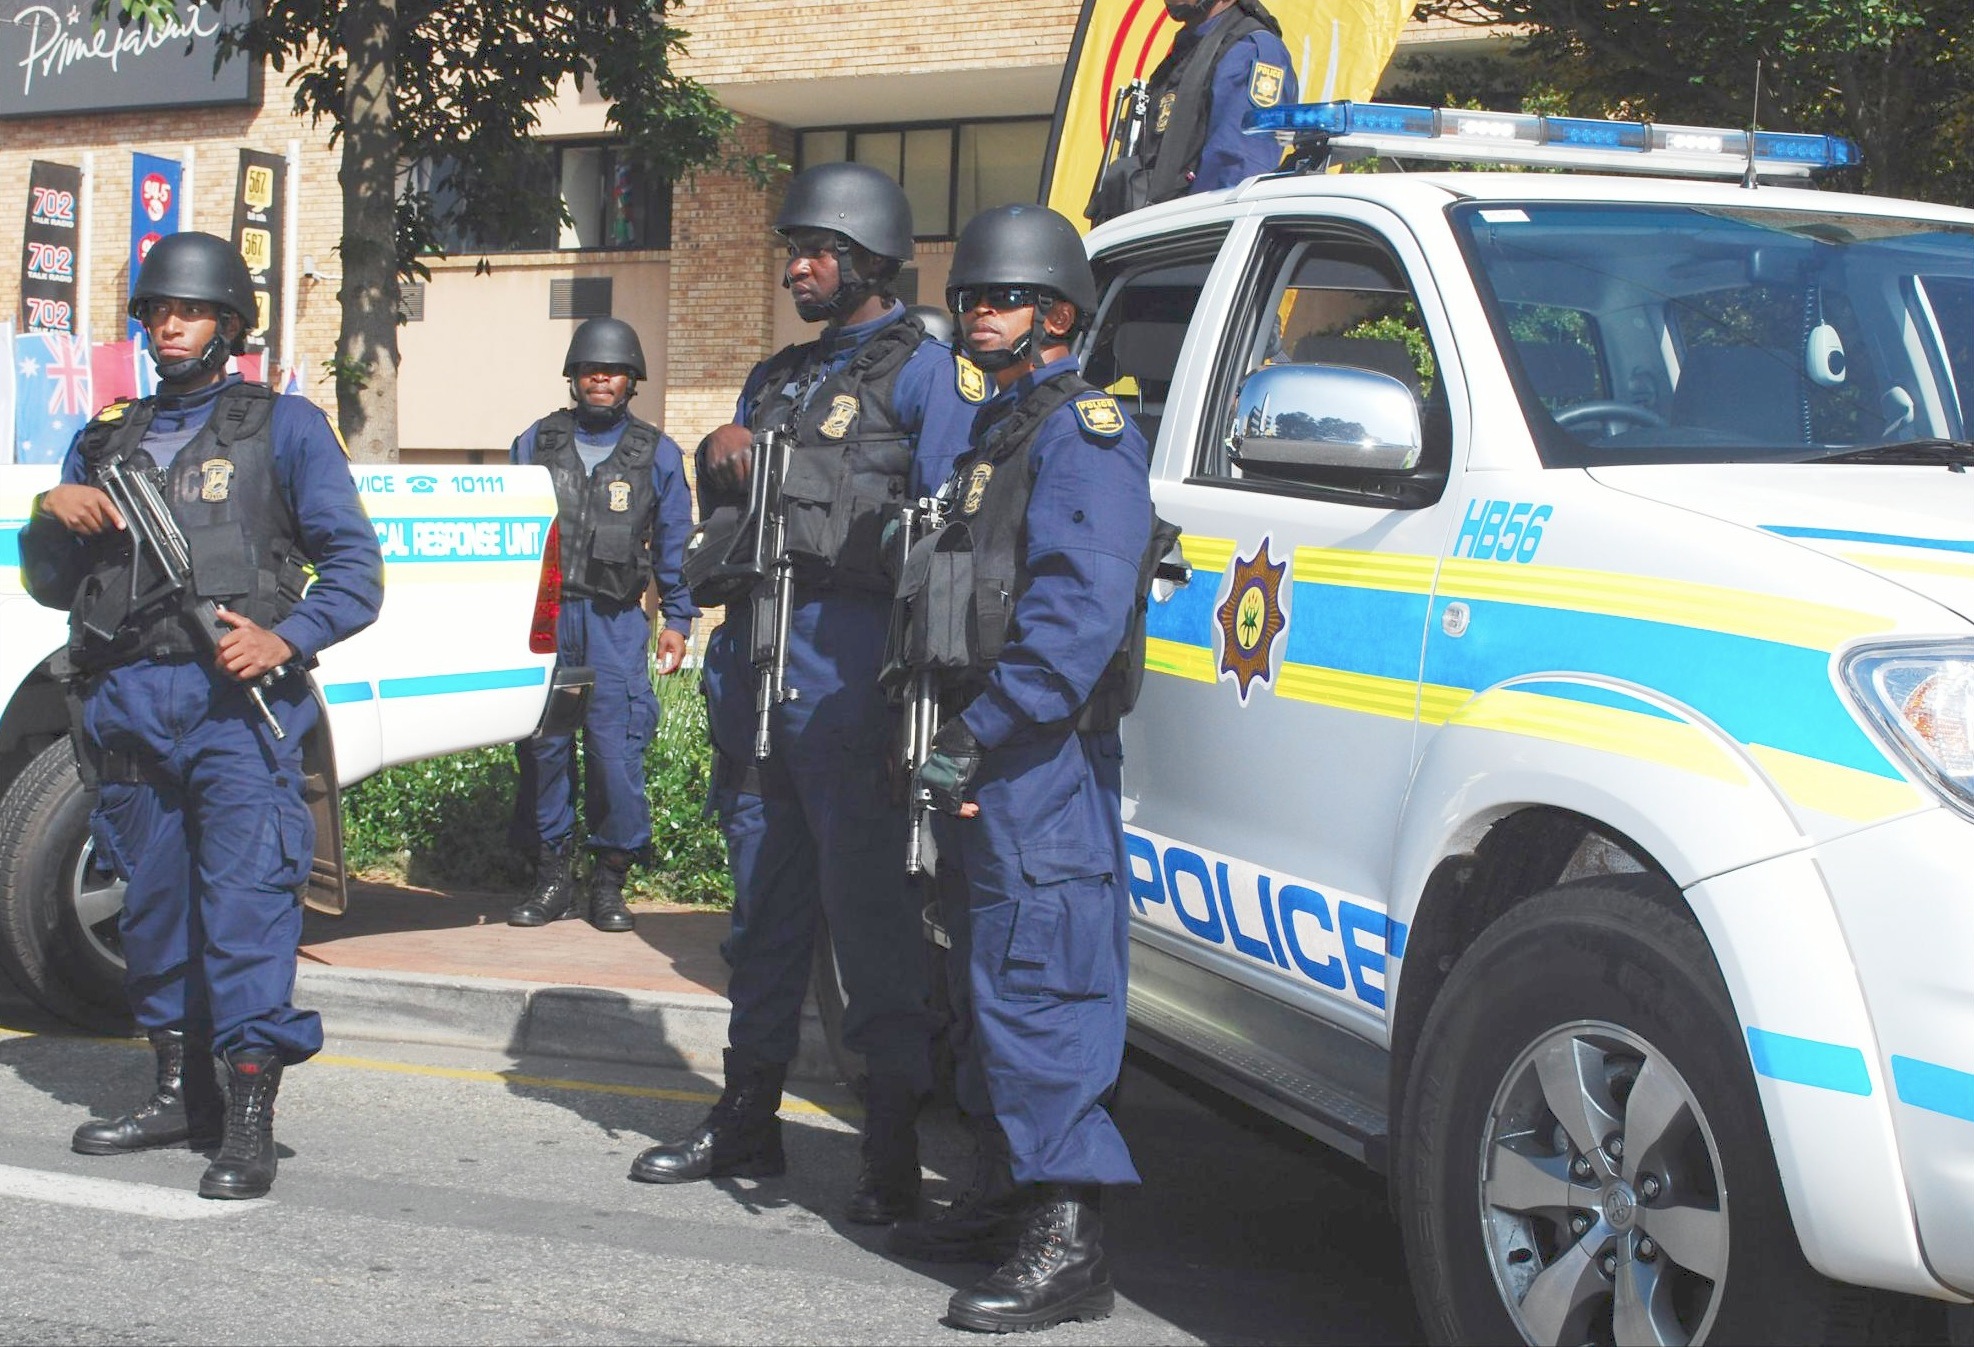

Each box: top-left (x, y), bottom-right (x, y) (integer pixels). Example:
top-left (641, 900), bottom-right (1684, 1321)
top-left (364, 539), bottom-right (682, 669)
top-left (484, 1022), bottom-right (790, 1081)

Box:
top-left (295, 964), bottom-right (838, 1082)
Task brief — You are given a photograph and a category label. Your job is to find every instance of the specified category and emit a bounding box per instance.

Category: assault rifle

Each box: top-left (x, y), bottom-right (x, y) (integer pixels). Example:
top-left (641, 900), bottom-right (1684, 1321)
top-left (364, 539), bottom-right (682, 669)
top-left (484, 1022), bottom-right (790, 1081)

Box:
top-left (897, 495), bottom-right (946, 876)
top-left (94, 457), bottom-right (289, 740)
top-left (747, 429), bottom-right (797, 761)
top-left (1085, 78), bottom-right (1151, 226)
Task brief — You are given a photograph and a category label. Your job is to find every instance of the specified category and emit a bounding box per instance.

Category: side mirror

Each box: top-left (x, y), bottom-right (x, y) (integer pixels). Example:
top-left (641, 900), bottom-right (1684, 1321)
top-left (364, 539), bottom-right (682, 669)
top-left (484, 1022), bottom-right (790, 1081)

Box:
top-left (1227, 362), bottom-right (1424, 478)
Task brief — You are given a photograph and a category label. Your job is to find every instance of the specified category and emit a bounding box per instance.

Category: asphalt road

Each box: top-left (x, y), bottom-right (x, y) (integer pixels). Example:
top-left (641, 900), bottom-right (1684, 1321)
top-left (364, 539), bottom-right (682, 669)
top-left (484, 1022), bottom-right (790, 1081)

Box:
top-left (0, 1013), bottom-right (1422, 1346)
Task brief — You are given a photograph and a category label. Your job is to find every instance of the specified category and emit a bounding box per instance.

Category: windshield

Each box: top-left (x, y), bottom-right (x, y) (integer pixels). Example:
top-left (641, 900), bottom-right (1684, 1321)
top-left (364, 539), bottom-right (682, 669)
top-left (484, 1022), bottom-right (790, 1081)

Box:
top-left (1451, 201), bottom-right (1974, 467)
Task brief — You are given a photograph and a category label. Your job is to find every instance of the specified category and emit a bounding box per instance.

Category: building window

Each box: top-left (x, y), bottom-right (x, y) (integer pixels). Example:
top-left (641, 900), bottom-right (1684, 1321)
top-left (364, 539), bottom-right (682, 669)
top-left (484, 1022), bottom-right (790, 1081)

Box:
top-left (408, 141), bottom-right (672, 254)
top-left (798, 118), bottom-right (1049, 241)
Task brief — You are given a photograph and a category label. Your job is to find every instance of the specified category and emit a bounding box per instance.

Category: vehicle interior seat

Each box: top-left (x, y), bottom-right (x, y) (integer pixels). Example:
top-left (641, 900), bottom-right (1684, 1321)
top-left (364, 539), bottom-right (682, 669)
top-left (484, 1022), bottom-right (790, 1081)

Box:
top-left (1108, 320), bottom-right (1189, 444)
top-left (1674, 345), bottom-right (1803, 443)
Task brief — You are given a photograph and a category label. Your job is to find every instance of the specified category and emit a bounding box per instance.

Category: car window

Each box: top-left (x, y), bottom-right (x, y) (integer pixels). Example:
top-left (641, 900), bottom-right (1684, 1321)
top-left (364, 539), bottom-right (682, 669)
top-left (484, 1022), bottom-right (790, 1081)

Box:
top-left (1454, 201), bottom-right (1974, 464)
top-left (1197, 226), bottom-right (1448, 491)
top-left (1083, 232), bottom-right (1227, 449)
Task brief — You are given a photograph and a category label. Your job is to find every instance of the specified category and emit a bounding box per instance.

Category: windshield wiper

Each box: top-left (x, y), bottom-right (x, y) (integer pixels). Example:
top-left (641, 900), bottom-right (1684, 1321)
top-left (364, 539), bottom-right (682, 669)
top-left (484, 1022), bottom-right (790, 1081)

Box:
top-left (1809, 438), bottom-right (1974, 469)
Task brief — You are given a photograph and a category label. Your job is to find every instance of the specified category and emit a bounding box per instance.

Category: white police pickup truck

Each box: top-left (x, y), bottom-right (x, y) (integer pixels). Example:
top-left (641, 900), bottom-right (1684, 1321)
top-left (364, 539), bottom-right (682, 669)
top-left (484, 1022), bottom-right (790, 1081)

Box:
top-left (0, 460), bottom-right (586, 1029)
top-left (1089, 103), bottom-right (1974, 1342)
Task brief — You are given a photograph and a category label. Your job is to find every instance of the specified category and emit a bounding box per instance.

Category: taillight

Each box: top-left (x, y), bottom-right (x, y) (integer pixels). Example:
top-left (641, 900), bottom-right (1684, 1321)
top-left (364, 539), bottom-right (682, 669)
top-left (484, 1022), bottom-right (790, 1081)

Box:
top-left (530, 520), bottom-right (562, 654)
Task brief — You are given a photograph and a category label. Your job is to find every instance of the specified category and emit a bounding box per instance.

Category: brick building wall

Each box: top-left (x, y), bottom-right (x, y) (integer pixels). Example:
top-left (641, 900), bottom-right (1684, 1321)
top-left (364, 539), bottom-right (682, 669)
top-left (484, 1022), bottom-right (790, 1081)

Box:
top-left (0, 73), bottom-right (344, 419)
top-left (660, 116), bottom-right (797, 457)
top-left (669, 0), bottom-right (1079, 83)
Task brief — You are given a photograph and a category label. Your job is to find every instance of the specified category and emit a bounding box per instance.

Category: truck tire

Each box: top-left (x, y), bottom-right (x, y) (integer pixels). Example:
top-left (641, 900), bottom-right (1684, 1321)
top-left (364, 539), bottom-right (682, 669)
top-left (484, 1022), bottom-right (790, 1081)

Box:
top-left (0, 738), bottom-right (132, 1032)
top-left (1398, 876), bottom-right (1894, 1345)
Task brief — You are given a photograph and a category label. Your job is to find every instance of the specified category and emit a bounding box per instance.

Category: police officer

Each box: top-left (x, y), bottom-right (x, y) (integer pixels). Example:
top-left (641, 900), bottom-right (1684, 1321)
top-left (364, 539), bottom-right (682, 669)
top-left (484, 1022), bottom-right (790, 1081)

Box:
top-left (1092, 0), bottom-right (1298, 223)
top-left (885, 204), bottom-right (1152, 1333)
top-left (507, 318), bottom-right (696, 933)
top-left (21, 232), bottom-right (383, 1199)
top-left (629, 162), bottom-right (972, 1224)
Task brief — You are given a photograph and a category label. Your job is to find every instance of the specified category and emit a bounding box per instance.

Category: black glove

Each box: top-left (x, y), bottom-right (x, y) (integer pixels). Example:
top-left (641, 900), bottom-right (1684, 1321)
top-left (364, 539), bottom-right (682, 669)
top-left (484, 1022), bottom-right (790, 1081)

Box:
top-left (917, 718), bottom-right (983, 815)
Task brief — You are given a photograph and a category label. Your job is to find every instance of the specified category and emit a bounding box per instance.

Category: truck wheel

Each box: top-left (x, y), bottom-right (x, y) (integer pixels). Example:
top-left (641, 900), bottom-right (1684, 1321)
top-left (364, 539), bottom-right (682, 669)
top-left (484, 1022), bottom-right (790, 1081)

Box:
top-left (1399, 876), bottom-right (1880, 1345)
top-left (0, 739), bottom-right (132, 1032)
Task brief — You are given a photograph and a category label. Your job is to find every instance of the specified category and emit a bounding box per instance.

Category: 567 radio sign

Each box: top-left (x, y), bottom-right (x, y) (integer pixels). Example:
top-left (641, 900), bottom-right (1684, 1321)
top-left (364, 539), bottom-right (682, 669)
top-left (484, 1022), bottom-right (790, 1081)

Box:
top-left (20, 158), bottom-right (79, 334)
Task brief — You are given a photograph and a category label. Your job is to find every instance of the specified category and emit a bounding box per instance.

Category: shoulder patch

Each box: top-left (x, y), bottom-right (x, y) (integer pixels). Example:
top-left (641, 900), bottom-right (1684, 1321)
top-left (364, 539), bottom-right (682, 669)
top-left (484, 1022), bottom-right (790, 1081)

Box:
top-left (93, 399), bottom-right (130, 424)
top-left (1249, 61), bottom-right (1285, 109)
top-left (956, 356), bottom-right (989, 404)
top-left (1072, 395), bottom-right (1126, 439)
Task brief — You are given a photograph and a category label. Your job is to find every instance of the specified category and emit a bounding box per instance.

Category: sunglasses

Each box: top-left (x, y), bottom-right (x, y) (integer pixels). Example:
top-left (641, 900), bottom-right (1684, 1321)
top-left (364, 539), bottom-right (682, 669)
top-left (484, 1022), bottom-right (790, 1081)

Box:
top-left (947, 285), bottom-right (1052, 315)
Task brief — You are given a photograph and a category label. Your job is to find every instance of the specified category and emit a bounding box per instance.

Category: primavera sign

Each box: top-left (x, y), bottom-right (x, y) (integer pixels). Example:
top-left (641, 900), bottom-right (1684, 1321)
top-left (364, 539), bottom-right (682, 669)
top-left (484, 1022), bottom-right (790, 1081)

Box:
top-left (0, 0), bottom-right (257, 118)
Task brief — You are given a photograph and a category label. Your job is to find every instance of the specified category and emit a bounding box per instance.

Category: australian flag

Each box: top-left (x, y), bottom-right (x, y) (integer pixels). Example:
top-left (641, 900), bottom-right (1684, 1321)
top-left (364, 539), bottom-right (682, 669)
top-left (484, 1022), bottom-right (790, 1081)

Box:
top-left (14, 331), bottom-right (94, 465)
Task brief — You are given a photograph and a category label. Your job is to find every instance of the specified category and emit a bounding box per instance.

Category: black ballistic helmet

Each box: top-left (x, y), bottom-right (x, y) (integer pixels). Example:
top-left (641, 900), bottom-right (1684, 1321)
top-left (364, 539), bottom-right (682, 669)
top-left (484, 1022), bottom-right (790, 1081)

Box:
top-left (775, 162), bottom-right (914, 262)
top-left (563, 317), bottom-right (647, 379)
top-left (905, 304), bottom-right (956, 346)
top-left (128, 231), bottom-right (257, 355)
top-left (947, 205), bottom-right (1097, 371)
top-left (945, 204), bottom-right (1097, 317)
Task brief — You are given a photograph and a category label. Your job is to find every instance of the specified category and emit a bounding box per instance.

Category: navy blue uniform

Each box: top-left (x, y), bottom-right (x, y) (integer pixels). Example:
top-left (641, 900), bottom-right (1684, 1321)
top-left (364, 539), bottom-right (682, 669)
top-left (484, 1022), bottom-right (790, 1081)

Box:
top-left (935, 355), bottom-right (1152, 1187)
top-left (59, 377), bottom-right (383, 1062)
top-left (1185, 9), bottom-right (1297, 195)
top-left (509, 417), bottom-right (696, 857)
top-left (704, 303), bottom-right (972, 1091)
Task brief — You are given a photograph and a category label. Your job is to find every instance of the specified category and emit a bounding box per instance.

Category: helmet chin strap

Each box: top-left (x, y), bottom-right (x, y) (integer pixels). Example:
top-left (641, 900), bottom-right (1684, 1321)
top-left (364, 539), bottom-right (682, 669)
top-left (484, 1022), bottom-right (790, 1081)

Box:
top-left (151, 333), bottom-right (232, 386)
top-left (960, 309), bottom-right (1056, 375)
top-left (785, 240), bottom-right (882, 324)
top-left (571, 381), bottom-right (633, 431)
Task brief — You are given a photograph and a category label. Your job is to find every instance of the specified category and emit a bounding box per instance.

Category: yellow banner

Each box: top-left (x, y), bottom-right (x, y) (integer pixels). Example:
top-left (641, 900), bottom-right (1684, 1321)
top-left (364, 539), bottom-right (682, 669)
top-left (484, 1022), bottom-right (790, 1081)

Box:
top-left (1042, 0), bottom-right (1418, 229)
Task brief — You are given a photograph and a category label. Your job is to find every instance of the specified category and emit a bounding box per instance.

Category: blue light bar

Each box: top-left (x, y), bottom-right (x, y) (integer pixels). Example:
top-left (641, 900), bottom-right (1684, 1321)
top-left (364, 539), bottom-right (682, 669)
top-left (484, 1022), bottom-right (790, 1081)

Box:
top-left (1245, 101), bottom-right (1435, 138)
top-left (1242, 100), bottom-right (1861, 179)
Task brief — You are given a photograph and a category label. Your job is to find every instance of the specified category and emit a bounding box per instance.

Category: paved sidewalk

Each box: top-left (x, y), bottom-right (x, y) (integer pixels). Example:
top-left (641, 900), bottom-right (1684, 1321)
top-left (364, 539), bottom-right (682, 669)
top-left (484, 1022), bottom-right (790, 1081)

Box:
top-left (293, 881), bottom-right (838, 1082)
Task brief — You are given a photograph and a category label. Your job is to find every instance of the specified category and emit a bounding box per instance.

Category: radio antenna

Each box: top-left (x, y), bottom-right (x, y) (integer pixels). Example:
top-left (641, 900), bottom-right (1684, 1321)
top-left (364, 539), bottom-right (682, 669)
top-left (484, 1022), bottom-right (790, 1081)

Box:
top-left (1742, 59), bottom-right (1763, 189)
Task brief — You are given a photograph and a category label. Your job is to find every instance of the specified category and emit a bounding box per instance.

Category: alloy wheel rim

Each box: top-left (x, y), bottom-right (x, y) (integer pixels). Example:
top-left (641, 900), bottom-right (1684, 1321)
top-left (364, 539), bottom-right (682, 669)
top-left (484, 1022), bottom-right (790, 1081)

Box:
top-left (67, 837), bottom-right (127, 972)
top-left (1479, 1018), bottom-right (1728, 1346)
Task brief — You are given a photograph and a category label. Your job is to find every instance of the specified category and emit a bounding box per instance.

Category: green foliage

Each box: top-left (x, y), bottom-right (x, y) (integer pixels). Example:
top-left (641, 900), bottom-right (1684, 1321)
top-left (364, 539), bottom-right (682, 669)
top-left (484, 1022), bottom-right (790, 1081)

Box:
top-left (1409, 0), bottom-right (1974, 206)
top-left (342, 669), bottom-right (731, 906)
top-left (1342, 311), bottom-right (1438, 395)
top-left (219, 1), bottom-right (750, 283)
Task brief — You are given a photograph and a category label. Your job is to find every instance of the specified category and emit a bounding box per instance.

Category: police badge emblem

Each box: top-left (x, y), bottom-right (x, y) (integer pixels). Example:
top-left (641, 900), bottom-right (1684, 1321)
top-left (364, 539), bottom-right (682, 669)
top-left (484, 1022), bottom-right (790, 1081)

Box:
top-left (1155, 92), bottom-right (1177, 134)
top-left (1073, 396), bottom-right (1126, 438)
top-left (607, 479), bottom-right (632, 512)
top-left (962, 462), bottom-right (995, 515)
top-left (818, 394), bottom-right (860, 440)
top-left (1249, 62), bottom-right (1285, 109)
top-left (199, 459), bottom-right (235, 503)
top-left (956, 357), bottom-right (988, 404)
top-left (1215, 538), bottom-right (1288, 704)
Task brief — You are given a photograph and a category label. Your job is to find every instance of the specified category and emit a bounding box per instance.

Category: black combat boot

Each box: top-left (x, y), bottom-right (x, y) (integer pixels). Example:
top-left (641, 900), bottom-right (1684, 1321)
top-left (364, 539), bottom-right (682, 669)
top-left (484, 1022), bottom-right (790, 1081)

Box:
top-left (508, 842), bottom-right (579, 926)
top-left (888, 1118), bottom-right (1026, 1262)
top-left (587, 849), bottom-right (636, 933)
top-left (945, 1185), bottom-right (1113, 1333)
top-left (846, 1075), bottom-right (926, 1225)
top-left (628, 1049), bottom-right (786, 1184)
top-left (198, 1049), bottom-right (284, 1200)
top-left (72, 1029), bottom-right (224, 1155)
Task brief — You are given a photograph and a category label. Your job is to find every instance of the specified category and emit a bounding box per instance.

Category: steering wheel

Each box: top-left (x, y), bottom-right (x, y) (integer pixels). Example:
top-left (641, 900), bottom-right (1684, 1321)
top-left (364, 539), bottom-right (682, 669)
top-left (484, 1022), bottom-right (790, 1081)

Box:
top-left (1554, 400), bottom-right (1668, 434)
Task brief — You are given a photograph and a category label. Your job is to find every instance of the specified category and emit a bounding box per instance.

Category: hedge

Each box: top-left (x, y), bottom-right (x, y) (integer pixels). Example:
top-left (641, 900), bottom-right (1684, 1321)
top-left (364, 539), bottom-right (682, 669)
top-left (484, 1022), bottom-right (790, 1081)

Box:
top-left (341, 669), bottom-right (732, 906)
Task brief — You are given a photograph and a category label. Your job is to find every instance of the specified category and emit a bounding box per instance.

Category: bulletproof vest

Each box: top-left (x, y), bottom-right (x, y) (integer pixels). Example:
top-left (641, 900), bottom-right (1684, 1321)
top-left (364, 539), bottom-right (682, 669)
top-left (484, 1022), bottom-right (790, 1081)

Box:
top-left (69, 384), bottom-right (307, 672)
top-left (534, 410), bottom-right (661, 603)
top-left (750, 314), bottom-right (924, 593)
top-left (891, 372), bottom-right (1173, 735)
top-left (1141, 0), bottom-right (1278, 205)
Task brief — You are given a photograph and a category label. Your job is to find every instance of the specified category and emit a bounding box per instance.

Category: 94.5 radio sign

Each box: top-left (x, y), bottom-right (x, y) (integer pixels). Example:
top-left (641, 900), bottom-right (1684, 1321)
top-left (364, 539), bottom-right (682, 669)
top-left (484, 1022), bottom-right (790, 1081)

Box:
top-left (20, 158), bottom-right (79, 334)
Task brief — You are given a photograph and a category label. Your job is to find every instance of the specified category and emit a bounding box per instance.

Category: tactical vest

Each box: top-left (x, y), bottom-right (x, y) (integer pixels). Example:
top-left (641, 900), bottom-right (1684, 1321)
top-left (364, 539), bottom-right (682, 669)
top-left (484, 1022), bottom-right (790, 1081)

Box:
top-left (749, 315), bottom-right (925, 593)
top-left (69, 383), bottom-right (307, 673)
top-left (1141, 0), bottom-right (1279, 205)
top-left (891, 373), bottom-right (1175, 735)
top-left (534, 410), bottom-right (661, 604)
